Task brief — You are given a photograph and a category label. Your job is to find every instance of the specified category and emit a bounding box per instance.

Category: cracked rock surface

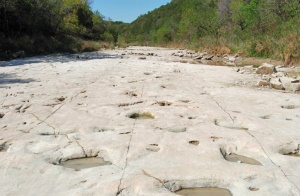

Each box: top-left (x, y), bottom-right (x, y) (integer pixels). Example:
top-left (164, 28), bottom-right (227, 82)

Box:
top-left (0, 46), bottom-right (300, 195)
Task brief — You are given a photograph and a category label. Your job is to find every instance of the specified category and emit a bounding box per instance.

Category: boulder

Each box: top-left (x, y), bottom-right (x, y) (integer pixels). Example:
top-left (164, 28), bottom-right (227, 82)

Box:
top-left (270, 78), bottom-right (284, 90)
top-left (257, 80), bottom-right (270, 87)
top-left (279, 77), bottom-right (299, 84)
top-left (279, 77), bottom-right (300, 92)
top-left (256, 63), bottom-right (277, 75)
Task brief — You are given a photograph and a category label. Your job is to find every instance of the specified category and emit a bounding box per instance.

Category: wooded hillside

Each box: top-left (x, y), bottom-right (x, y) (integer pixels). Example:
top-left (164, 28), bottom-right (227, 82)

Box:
top-left (1, 0), bottom-right (300, 64)
top-left (0, 0), bottom-right (127, 59)
top-left (121, 0), bottom-right (300, 64)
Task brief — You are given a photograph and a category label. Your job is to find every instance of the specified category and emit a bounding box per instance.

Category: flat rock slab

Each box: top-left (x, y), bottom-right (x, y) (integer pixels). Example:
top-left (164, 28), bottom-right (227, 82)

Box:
top-left (0, 46), bottom-right (300, 195)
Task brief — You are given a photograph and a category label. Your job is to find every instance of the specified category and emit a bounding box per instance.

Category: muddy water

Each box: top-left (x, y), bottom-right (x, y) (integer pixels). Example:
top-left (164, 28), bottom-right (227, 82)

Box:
top-left (60, 157), bottom-right (111, 170)
top-left (175, 187), bottom-right (232, 196)
top-left (225, 153), bottom-right (262, 165)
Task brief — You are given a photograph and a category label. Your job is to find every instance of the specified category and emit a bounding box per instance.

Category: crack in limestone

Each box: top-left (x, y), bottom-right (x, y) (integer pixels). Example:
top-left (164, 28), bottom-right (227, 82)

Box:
top-left (116, 68), bottom-right (149, 196)
top-left (74, 140), bottom-right (87, 157)
top-left (212, 97), bottom-right (234, 123)
top-left (38, 103), bottom-right (65, 125)
top-left (246, 130), bottom-right (300, 193)
top-left (63, 134), bottom-right (87, 157)
top-left (43, 87), bottom-right (87, 123)
top-left (70, 88), bottom-right (87, 102)
top-left (27, 88), bottom-right (87, 134)
top-left (142, 169), bottom-right (164, 184)
top-left (287, 174), bottom-right (300, 178)
top-left (210, 95), bottom-right (299, 192)
top-left (29, 112), bottom-right (57, 136)
top-left (111, 163), bottom-right (123, 171)
top-left (116, 122), bottom-right (136, 195)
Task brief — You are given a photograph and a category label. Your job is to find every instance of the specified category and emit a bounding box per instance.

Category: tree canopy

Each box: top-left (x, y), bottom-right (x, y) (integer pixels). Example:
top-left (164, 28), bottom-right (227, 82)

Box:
top-left (1, 0), bottom-right (300, 62)
top-left (120, 0), bottom-right (300, 62)
top-left (0, 0), bottom-right (107, 39)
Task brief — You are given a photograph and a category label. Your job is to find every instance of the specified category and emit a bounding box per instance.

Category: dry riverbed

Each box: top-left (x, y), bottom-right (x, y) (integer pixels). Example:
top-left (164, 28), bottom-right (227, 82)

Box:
top-left (0, 46), bottom-right (300, 195)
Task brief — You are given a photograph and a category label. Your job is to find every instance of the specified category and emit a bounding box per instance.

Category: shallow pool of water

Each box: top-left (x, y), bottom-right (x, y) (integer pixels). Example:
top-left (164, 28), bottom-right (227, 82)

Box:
top-left (60, 157), bottom-right (111, 170)
top-left (175, 187), bottom-right (232, 196)
top-left (225, 153), bottom-right (262, 165)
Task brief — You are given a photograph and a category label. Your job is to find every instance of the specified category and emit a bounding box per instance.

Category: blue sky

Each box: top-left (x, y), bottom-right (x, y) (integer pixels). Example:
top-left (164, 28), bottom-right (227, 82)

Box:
top-left (91, 0), bottom-right (171, 23)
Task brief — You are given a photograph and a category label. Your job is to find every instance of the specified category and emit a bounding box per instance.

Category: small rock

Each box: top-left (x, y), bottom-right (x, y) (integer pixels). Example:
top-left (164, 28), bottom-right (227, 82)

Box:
top-left (223, 54), bottom-right (236, 62)
top-left (257, 80), bottom-right (270, 87)
top-left (194, 52), bottom-right (208, 60)
top-left (291, 79), bottom-right (300, 83)
top-left (249, 187), bottom-right (259, 191)
top-left (262, 75), bottom-right (271, 82)
top-left (224, 61), bottom-right (236, 66)
top-left (203, 55), bottom-right (214, 60)
top-left (275, 72), bottom-right (286, 77)
top-left (138, 57), bottom-right (146, 60)
top-left (276, 67), bottom-right (289, 72)
top-left (256, 63), bottom-right (277, 75)
top-left (270, 78), bottom-right (284, 90)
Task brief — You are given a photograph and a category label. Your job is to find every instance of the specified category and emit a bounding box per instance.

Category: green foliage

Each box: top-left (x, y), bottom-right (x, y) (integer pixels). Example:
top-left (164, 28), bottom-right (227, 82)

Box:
top-left (0, 0), bottom-right (90, 37)
top-left (2, 0), bottom-right (300, 63)
top-left (157, 25), bottom-right (172, 44)
top-left (119, 0), bottom-right (300, 62)
top-left (0, 0), bottom-right (126, 55)
top-left (103, 31), bottom-right (114, 43)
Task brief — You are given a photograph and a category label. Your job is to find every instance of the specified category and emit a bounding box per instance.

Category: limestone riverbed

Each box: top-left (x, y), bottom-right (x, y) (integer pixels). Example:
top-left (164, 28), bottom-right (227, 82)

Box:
top-left (0, 46), bottom-right (300, 195)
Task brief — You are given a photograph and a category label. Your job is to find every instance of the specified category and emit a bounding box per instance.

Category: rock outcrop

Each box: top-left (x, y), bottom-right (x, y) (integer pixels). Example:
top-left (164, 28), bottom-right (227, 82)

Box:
top-left (256, 63), bottom-right (277, 75)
